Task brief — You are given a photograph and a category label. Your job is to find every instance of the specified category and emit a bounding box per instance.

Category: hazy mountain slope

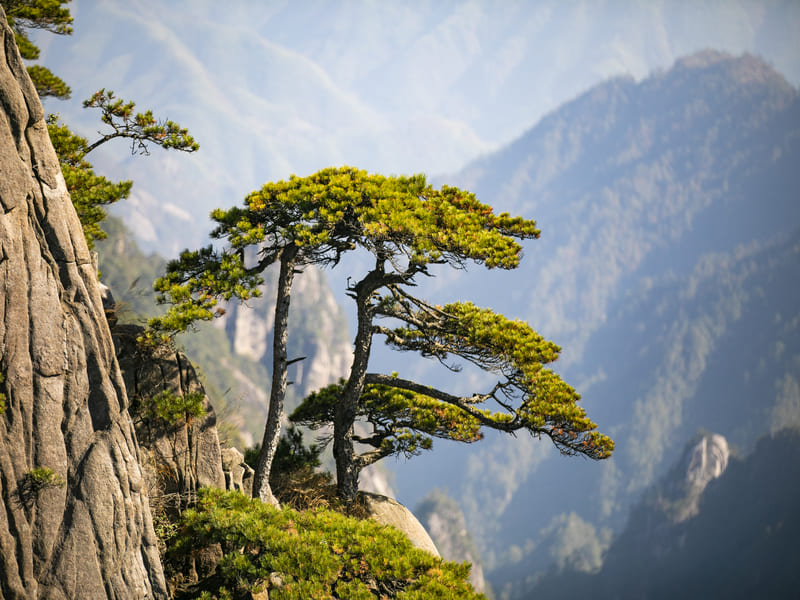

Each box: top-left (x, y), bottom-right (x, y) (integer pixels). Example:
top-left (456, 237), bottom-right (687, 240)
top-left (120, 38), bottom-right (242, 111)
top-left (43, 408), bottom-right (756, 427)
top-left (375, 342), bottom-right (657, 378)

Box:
top-left (373, 51), bottom-right (800, 587)
top-left (483, 227), bottom-right (800, 595)
top-left (516, 428), bottom-right (800, 600)
top-left (32, 1), bottom-right (800, 257)
top-left (95, 218), bottom-right (352, 445)
top-left (444, 50), bottom-right (799, 357)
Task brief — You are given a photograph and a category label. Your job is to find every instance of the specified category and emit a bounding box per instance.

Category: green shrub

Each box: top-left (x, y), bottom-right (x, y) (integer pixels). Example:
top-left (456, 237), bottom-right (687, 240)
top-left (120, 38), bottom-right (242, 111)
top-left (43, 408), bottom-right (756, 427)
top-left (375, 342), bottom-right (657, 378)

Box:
top-left (16, 467), bottom-right (66, 506)
top-left (169, 488), bottom-right (484, 600)
top-left (140, 389), bottom-right (206, 426)
top-left (24, 467), bottom-right (65, 490)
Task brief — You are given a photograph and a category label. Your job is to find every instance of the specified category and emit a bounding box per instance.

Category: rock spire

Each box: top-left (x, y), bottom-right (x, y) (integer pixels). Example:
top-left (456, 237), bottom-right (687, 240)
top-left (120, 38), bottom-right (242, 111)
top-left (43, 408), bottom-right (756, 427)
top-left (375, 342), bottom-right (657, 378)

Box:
top-left (0, 8), bottom-right (167, 598)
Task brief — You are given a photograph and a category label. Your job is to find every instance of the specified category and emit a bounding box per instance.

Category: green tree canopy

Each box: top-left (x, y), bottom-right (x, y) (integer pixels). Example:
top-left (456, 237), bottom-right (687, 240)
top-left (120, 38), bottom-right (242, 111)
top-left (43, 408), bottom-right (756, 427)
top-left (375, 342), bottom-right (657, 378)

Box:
top-left (152, 166), bottom-right (613, 505)
top-left (2, 0), bottom-right (73, 98)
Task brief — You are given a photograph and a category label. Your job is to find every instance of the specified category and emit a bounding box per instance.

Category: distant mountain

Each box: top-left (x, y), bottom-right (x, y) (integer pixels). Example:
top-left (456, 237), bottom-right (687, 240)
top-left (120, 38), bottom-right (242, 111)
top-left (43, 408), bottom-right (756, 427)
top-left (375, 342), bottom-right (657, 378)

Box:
top-left (414, 490), bottom-right (487, 595)
top-left (381, 50), bottom-right (800, 589)
top-left (513, 428), bottom-right (800, 599)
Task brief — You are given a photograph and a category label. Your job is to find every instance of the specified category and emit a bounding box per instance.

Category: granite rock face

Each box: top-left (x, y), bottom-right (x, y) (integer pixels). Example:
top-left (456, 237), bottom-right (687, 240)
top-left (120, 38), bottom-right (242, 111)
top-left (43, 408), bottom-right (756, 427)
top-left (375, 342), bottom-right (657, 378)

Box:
top-left (113, 323), bottom-right (226, 509)
top-left (0, 10), bottom-right (167, 598)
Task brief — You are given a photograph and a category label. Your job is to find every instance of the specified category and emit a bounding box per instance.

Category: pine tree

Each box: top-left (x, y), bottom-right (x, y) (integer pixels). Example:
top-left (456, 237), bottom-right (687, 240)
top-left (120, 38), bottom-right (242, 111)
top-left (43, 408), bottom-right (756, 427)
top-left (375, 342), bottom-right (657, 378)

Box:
top-left (151, 166), bottom-right (614, 505)
top-left (2, 0), bottom-right (73, 99)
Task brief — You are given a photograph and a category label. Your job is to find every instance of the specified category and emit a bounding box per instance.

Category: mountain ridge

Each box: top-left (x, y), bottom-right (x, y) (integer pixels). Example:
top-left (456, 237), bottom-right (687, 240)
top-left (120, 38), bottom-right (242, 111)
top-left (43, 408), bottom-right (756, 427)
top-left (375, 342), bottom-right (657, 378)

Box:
top-left (381, 51), bottom-right (800, 592)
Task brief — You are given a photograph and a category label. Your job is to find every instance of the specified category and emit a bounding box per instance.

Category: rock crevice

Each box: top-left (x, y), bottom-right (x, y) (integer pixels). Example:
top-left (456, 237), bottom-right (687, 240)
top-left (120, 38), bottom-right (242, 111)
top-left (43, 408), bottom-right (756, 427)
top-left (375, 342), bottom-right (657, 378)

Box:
top-left (0, 7), bottom-right (167, 598)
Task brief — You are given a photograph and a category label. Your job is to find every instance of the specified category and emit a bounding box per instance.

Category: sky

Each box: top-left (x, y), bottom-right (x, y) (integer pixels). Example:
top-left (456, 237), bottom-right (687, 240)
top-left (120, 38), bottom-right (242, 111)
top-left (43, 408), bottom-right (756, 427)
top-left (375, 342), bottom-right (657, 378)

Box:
top-left (33, 0), bottom-right (800, 256)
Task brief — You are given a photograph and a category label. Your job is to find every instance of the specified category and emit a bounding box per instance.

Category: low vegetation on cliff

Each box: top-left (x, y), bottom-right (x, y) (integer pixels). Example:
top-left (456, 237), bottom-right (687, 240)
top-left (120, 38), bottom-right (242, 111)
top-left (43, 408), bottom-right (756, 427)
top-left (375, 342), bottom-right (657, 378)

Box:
top-left (167, 488), bottom-right (484, 600)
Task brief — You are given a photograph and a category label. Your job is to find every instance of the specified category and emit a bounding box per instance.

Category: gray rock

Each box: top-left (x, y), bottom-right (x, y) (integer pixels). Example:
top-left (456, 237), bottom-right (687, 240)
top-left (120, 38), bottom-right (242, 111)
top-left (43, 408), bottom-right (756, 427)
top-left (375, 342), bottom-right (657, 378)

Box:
top-left (0, 9), bottom-right (167, 598)
top-left (221, 446), bottom-right (254, 496)
top-left (112, 323), bottom-right (227, 508)
top-left (362, 492), bottom-right (440, 557)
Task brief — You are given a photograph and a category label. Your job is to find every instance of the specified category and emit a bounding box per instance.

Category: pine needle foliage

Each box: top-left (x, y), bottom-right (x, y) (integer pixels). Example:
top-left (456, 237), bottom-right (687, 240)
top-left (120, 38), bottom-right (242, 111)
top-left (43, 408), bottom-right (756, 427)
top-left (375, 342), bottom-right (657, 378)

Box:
top-left (82, 89), bottom-right (199, 155)
top-left (169, 488), bottom-right (485, 600)
top-left (137, 390), bottom-right (206, 428)
top-left (2, 0), bottom-right (73, 98)
top-left (372, 300), bottom-right (615, 459)
top-left (212, 165), bottom-right (540, 269)
top-left (292, 377), bottom-right (485, 470)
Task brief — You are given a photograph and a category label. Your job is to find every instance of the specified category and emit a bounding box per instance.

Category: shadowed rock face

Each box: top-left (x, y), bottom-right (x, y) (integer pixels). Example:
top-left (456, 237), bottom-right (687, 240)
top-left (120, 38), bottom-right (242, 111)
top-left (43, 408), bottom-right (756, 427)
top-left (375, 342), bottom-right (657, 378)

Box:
top-left (0, 9), bottom-right (167, 599)
top-left (113, 323), bottom-right (226, 506)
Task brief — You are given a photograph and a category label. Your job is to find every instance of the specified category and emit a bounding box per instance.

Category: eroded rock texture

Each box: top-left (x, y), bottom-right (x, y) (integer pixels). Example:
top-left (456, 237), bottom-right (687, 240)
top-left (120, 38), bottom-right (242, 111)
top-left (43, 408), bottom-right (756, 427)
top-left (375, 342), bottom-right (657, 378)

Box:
top-left (113, 323), bottom-right (226, 508)
top-left (0, 10), bottom-right (167, 599)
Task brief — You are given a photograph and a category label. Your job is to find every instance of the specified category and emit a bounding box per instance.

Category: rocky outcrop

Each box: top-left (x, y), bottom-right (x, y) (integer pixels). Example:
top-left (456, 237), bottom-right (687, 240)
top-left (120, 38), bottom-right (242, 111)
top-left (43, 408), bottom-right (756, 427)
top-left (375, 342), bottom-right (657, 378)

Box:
top-left (663, 432), bottom-right (730, 523)
top-left (598, 432), bottom-right (731, 566)
top-left (0, 9), bottom-right (167, 598)
top-left (215, 263), bottom-right (352, 399)
top-left (363, 493), bottom-right (440, 557)
top-left (415, 490), bottom-right (486, 593)
top-left (112, 323), bottom-right (226, 509)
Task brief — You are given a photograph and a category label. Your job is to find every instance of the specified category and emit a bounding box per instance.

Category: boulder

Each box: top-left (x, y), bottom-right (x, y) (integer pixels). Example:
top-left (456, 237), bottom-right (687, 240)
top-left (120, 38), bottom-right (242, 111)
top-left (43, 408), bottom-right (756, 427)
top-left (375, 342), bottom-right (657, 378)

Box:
top-left (362, 492), bottom-right (440, 557)
top-left (0, 9), bottom-right (167, 598)
top-left (221, 446), bottom-right (254, 496)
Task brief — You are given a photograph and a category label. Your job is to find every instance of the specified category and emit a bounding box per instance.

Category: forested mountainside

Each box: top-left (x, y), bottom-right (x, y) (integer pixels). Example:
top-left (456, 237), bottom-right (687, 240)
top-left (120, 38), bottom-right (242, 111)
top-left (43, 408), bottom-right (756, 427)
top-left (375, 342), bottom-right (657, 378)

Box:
top-left (511, 428), bottom-right (800, 599)
top-left (384, 50), bottom-right (800, 591)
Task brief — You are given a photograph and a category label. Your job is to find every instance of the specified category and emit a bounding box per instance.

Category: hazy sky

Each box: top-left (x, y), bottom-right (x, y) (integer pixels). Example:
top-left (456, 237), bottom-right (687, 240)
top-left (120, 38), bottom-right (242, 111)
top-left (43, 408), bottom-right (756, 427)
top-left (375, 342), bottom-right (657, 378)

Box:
top-left (29, 0), bottom-right (800, 255)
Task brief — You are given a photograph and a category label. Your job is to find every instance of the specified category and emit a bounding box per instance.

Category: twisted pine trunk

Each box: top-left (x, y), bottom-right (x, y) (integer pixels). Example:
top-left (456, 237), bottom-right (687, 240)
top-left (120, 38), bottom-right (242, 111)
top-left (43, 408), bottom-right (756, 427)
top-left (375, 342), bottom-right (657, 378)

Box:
top-left (252, 244), bottom-right (299, 506)
top-left (334, 265), bottom-right (389, 505)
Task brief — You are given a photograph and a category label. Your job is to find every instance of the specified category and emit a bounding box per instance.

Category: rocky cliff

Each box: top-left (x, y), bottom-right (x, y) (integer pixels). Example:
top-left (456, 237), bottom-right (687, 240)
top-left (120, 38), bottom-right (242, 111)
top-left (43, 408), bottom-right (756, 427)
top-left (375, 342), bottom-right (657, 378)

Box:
top-left (415, 490), bottom-right (486, 594)
top-left (113, 323), bottom-right (226, 509)
top-left (0, 10), bottom-right (167, 598)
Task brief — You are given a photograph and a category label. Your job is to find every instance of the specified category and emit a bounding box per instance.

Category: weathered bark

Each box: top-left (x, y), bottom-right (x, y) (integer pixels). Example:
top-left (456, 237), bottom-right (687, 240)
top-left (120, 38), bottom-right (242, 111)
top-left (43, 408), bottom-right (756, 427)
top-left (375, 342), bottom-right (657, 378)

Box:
top-left (0, 9), bottom-right (167, 598)
top-left (252, 244), bottom-right (299, 506)
top-left (334, 264), bottom-right (390, 504)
